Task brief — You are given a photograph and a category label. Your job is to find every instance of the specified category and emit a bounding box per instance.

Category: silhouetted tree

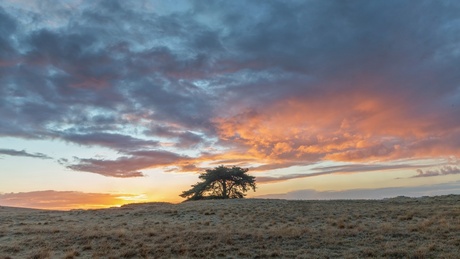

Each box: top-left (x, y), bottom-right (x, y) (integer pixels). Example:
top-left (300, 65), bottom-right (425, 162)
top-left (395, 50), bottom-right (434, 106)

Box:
top-left (180, 165), bottom-right (256, 201)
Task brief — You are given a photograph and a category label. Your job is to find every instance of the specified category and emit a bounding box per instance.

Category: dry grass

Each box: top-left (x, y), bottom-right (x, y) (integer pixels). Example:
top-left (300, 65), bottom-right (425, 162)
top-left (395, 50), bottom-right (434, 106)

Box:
top-left (1, 195), bottom-right (459, 258)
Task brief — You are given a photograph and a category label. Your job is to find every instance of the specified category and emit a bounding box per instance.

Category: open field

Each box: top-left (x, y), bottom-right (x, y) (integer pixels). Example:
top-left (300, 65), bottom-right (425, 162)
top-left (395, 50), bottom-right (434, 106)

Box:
top-left (1, 195), bottom-right (459, 258)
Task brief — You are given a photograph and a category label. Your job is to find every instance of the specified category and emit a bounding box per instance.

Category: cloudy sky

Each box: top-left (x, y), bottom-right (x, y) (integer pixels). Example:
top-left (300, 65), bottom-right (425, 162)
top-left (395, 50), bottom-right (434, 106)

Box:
top-left (1, 0), bottom-right (460, 210)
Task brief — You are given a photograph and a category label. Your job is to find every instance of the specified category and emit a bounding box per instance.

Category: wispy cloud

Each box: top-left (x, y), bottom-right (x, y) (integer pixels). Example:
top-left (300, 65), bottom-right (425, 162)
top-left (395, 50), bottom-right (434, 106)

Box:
top-left (257, 162), bottom-right (433, 183)
top-left (257, 172), bottom-right (332, 184)
top-left (0, 149), bottom-right (50, 159)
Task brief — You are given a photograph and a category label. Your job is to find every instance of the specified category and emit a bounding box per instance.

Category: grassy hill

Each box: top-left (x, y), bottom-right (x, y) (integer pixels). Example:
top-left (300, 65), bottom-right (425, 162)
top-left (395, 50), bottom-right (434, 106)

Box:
top-left (1, 195), bottom-right (459, 258)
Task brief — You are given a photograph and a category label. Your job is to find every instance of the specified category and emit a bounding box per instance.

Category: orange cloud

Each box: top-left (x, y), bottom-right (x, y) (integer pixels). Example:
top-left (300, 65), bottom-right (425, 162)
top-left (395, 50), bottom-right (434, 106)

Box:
top-left (212, 86), bottom-right (460, 167)
top-left (61, 81), bottom-right (460, 179)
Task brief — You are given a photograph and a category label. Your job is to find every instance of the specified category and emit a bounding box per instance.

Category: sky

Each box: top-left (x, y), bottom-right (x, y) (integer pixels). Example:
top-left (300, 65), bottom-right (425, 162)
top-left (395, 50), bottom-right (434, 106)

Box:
top-left (1, 0), bottom-right (460, 210)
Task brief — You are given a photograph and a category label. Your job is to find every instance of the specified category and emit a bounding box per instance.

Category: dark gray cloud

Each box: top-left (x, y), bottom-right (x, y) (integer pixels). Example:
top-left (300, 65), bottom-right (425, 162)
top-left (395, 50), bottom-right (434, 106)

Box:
top-left (0, 149), bottom-right (51, 159)
top-left (0, 7), bottom-right (17, 60)
top-left (195, 0), bottom-right (460, 121)
top-left (59, 132), bottom-right (159, 151)
top-left (1, 0), bottom-right (460, 177)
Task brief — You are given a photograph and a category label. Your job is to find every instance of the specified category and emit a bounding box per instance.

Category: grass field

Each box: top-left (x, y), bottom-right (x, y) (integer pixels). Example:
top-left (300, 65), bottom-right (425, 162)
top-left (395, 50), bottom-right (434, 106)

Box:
top-left (1, 195), bottom-right (459, 258)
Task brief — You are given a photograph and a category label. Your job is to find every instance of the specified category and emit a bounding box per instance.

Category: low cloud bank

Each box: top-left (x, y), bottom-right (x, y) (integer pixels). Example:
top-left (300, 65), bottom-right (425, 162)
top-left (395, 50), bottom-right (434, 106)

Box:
top-left (255, 181), bottom-right (460, 200)
top-left (0, 190), bottom-right (144, 210)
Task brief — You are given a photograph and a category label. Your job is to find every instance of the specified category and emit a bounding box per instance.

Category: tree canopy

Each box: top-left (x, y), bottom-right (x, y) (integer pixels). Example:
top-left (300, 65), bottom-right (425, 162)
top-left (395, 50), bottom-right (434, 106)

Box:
top-left (180, 165), bottom-right (256, 201)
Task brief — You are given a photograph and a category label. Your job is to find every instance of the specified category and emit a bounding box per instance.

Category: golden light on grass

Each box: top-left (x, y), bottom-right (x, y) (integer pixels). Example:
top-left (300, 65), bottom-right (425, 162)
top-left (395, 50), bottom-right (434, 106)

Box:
top-left (1, 195), bottom-right (459, 258)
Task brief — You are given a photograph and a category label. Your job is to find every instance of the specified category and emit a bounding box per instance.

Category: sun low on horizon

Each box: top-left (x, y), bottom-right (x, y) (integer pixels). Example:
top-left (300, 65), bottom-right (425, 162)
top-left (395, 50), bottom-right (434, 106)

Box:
top-left (1, 0), bottom-right (460, 210)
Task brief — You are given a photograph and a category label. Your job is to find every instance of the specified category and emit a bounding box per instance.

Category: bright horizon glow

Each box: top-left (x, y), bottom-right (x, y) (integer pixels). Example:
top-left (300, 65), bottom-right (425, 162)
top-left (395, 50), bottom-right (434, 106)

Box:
top-left (1, 0), bottom-right (460, 210)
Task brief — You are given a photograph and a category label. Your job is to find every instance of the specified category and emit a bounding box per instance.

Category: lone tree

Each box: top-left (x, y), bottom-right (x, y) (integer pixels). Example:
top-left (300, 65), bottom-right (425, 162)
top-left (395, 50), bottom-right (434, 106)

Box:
top-left (180, 165), bottom-right (256, 201)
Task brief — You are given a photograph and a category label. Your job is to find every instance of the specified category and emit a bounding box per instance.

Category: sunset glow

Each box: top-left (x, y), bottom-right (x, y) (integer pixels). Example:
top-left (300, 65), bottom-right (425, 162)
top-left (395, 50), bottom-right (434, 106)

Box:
top-left (1, 0), bottom-right (460, 210)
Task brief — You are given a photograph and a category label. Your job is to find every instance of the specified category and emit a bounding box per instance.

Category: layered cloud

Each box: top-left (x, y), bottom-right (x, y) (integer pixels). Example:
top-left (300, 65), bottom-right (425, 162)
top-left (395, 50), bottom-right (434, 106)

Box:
top-left (1, 0), bottom-right (460, 178)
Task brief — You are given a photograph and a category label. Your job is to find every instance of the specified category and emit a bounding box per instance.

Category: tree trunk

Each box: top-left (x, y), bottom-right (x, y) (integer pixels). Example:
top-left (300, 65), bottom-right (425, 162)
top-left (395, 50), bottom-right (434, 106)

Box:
top-left (221, 180), bottom-right (227, 199)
